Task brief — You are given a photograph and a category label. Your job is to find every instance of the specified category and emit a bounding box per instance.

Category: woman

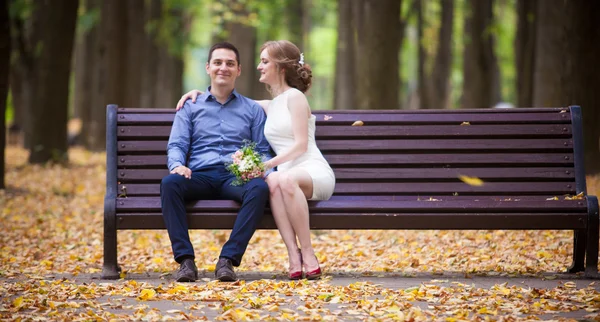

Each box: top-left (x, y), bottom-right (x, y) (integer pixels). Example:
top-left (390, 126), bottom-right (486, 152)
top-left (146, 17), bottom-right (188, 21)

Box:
top-left (176, 40), bottom-right (335, 280)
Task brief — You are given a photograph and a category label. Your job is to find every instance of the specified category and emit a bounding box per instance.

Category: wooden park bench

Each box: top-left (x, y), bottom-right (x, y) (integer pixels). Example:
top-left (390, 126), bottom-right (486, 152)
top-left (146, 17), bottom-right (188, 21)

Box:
top-left (102, 105), bottom-right (599, 279)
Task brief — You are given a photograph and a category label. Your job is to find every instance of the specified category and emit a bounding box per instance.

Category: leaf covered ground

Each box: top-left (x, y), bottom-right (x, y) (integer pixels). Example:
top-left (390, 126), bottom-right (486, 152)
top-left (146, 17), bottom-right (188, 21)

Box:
top-left (1, 146), bottom-right (600, 321)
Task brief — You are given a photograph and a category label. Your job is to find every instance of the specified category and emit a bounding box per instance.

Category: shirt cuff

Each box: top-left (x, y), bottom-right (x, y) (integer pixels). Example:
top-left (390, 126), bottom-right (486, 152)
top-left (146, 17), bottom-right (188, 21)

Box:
top-left (169, 162), bottom-right (183, 172)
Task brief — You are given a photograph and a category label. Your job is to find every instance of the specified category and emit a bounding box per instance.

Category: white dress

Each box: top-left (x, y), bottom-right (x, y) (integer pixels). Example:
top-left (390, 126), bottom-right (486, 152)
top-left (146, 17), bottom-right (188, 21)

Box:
top-left (264, 88), bottom-right (336, 200)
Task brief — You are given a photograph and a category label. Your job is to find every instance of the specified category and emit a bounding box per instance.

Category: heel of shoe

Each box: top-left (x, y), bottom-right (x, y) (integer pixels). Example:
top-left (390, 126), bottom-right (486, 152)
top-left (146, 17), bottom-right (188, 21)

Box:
top-left (288, 270), bottom-right (303, 280)
top-left (305, 266), bottom-right (322, 280)
top-left (302, 254), bottom-right (322, 280)
top-left (288, 249), bottom-right (303, 280)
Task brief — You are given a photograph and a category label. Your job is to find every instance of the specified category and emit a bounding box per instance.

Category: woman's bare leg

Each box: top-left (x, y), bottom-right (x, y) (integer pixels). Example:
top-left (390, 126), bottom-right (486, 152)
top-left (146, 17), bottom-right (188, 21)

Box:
top-left (277, 169), bottom-right (320, 271)
top-left (266, 173), bottom-right (301, 272)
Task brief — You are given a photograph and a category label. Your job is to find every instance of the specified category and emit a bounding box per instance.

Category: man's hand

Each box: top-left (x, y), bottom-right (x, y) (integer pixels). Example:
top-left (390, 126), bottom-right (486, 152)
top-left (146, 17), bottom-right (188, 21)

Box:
top-left (171, 166), bottom-right (192, 179)
top-left (176, 90), bottom-right (204, 111)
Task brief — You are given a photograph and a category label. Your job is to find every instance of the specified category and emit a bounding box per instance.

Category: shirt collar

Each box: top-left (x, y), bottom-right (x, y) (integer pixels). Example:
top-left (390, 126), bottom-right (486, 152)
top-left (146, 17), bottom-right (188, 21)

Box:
top-left (202, 86), bottom-right (240, 103)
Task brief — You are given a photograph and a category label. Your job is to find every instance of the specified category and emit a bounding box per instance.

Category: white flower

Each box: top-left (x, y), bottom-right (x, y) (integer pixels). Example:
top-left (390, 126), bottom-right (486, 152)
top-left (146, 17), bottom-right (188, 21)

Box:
top-left (299, 53), bottom-right (304, 66)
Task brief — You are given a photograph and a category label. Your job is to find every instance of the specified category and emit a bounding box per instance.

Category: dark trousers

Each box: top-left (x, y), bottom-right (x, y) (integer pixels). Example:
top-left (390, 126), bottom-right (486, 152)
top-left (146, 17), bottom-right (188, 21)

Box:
top-left (160, 165), bottom-right (269, 266)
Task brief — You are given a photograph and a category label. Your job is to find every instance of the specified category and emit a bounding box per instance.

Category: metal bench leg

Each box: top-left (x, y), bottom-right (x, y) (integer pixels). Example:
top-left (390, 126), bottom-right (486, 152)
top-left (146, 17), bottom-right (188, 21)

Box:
top-left (102, 199), bottom-right (121, 279)
top-left (568, 229), bottom-right (586, 273)
top-left (585, 196), bottom-right (599, 278)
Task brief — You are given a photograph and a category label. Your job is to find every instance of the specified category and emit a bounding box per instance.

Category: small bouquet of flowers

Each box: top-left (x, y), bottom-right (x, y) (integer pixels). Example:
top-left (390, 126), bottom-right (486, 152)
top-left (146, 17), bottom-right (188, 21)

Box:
top-left (227, 141), bottom-right (266, 186)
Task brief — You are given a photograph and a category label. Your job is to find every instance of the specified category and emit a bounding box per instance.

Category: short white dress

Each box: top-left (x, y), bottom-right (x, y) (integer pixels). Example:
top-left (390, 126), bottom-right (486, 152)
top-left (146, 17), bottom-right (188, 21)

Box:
top-left (264, 88), bottom-right (336, 200)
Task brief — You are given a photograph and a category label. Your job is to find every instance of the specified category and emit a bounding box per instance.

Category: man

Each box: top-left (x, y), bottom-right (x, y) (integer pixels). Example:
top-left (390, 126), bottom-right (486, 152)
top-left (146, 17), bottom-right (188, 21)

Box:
top-left (161, 42), bottom-right (273, 282)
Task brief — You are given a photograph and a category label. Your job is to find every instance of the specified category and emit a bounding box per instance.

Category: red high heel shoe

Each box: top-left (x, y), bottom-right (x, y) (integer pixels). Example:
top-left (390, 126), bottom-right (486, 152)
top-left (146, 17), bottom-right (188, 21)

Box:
top-left (288, 250), bottom-right (303, 280)
top-left (303, 255), bottom-right (322, 280)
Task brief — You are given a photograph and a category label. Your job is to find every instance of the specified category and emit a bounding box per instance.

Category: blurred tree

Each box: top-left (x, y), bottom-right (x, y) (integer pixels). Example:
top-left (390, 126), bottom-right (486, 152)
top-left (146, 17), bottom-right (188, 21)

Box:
top-left (285, 0), bottom-right (307, 51)
top-left (11, 0), bottom-right (79, 163)
top-left (140, 0), bottom-right (161, 108)
top-left (211, 0), bottom-right (275, 100)
top-left (418, 0), bottom-right (454, 109)
top-left (154, 1), bottom-right (189, 108)
top-left (0, 0), bottom-right (9, 188)
top-left (462, 0), bottom-right (500, 108)
top-left (333, 0), bottom-right (356, 110)
top-left (355, 0), bottom-right (402, 109)
top-left (74, 0), bottom-right (99, 147)
top-left (212, 0), bottom-right (259, 98)
top-left (533, 0), bottom-right (600, 175)
top-left (84, 0), bottom-right (127, 150)
top-left (515, 0), bottom-right (536, 107)
top-left (9, 0), bottom-right (31, 148)
top-left (125, 0), bottom-right (145, 107)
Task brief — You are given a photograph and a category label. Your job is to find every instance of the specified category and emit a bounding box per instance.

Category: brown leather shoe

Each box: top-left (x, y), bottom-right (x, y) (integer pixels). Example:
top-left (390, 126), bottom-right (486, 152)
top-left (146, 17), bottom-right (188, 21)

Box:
top-left (175, 258), bottom-right (198, 282)
top-left (215, 258), bottom-right (237, 282)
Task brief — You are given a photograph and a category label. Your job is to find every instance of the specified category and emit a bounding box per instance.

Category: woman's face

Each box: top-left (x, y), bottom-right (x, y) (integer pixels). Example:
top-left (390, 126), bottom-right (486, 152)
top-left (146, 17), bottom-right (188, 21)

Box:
top-left (257, 49), bottom-right (280, 85)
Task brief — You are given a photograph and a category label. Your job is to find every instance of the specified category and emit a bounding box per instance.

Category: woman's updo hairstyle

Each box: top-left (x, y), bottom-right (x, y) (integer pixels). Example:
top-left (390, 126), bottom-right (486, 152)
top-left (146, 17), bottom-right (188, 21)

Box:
top-left (260, 40), bottom-right (312, 93)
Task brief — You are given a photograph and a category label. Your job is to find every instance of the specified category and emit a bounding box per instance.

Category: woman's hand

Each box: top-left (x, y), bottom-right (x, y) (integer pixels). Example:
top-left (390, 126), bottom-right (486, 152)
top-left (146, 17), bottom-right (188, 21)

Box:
top-left (264, 160), bottom-right (274, 170)
top-left (176, 89), bottom-right (203, 111)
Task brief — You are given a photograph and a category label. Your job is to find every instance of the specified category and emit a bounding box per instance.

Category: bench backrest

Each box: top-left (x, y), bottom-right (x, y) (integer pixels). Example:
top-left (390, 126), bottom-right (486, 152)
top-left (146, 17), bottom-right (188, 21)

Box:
top-left (107, 106), bottom-right (587, 200)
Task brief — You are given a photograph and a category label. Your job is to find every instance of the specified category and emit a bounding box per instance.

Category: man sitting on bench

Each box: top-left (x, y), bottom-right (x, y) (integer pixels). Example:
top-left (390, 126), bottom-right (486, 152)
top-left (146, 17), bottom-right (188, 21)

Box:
top-left (161, 42), bottom-right (273, 282)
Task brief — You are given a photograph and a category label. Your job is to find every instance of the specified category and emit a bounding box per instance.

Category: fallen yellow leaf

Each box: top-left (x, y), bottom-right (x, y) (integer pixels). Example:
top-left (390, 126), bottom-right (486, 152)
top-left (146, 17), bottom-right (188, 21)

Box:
top-left (138, 288), bottom-right (156, 301)
top-left (458, 175), bottom-right (484, 186)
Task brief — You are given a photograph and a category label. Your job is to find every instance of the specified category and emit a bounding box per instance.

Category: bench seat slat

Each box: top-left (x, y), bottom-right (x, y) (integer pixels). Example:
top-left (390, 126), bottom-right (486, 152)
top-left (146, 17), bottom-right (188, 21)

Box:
top-left (116, 168), bottom-right (576, 181)
top-left (115, 111), bottom-right (571, 125)
top-left (115, 152), bottom-right (574, 166)
top-left (116, 182), bottom-right (576, 196)
top-left (116, 166), bottom-right (575, 180)
top-left (117, 107), bottom-right (569, 113)
top-left (115, 212), bottom-right (586, 230)
top-left (114, 137), bottom-right (574, 152)
top-left (116, 124), bottom-right (572, 139)
top-left (115, 197), bottom-right (587, 213)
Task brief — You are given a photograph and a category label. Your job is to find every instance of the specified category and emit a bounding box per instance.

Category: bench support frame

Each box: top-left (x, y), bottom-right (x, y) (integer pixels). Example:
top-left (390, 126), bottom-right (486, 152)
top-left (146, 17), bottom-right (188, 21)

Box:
top-left (102, 105), bottom-right (121, 279)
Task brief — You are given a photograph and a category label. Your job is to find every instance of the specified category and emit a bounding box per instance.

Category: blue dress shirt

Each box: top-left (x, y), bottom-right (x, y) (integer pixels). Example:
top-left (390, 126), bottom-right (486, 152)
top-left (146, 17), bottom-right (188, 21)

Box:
top-left (167, 88), bottom-right (273, 172)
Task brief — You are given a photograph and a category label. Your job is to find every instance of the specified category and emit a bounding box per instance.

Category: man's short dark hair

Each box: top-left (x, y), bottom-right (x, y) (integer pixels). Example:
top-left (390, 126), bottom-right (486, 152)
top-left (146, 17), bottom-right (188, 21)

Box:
top-left (207, 42), bottom-right (241, 65)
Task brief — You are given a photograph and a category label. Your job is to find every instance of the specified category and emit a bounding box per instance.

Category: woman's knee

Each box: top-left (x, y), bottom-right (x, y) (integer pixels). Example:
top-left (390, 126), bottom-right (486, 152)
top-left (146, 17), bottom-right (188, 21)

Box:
top-left (279, 173), bottom-right (298, 195)
top-left (266, 174), bottom-right (281, 195)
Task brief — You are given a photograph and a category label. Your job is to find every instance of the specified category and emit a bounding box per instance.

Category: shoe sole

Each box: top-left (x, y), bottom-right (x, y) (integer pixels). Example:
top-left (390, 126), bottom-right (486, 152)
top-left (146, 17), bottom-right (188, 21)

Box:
top-left (176, 273), bottom-right (198, 283)
top-left (217, 274), bottom-right (237, 282)
top-left (176, 277), bottom-right (196, 282)
top-left (306, 273), bottom-right (322, 280)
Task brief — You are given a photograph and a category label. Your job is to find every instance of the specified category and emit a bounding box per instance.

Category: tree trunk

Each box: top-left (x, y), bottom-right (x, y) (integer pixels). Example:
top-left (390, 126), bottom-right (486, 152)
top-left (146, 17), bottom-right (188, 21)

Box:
top-left (226, 20), bottom-right (257, 98)
top-left (515, 0), bottom-right (536, 107)
top-left (462, 0), bottom-right (500, 109)
top-left (420, 0), bottom-right (453, 110)
top-left (9, 10), bottom-right (34, 149)
top-left (356, 0), bottom-right (401, 110)
top-left (124, 0), bottom-right (144, 107)
top-left (154, 5), bottom-right (185, 109)
top-left (302, 0), bottom-right (312, 55)
top-left (86, 0), bottom-right (127, 151)
top-left (155, 47), bottom-right (184, 108)
top-left (8, 69), bottom-right (23, 145)
top-left (334, 0), bottom-right (356, 110)
top-left (533, 0), bottom-right (600, 175)
top-left (417, 0), bottom-right (426, 109)
top-left (140, 0), bottom-right (161, 108)
top-left (0, 0), bottom-right (10, 188)
top-left (76, 0), bottom-right (99, 149)
top-left (429, 0), bottom-right (453, 109)
top-left (286, 0), bottom-right (305, 51)
top-left (28, 0), bottom-right (79, 163)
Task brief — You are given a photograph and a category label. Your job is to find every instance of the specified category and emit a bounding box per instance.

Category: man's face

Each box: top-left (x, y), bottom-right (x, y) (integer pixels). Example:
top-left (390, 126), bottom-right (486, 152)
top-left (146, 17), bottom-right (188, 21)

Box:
top-left (206, 48), bottom-right (241, 87)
